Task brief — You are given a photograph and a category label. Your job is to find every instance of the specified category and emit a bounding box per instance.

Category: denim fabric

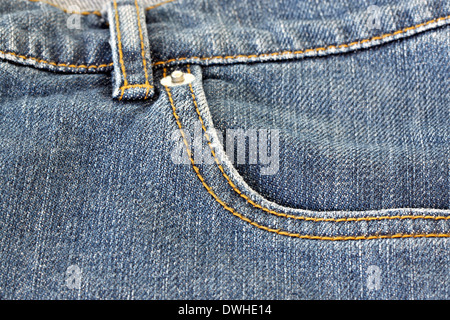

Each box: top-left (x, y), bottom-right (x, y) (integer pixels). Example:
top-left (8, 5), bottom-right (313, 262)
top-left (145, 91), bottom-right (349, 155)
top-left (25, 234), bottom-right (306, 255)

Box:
top-left (0, 0), bottom-right (449, 299)
top-left (107, 0), bottom-right (155, 100)
top-left (201, 33), bottom-right (449, 211)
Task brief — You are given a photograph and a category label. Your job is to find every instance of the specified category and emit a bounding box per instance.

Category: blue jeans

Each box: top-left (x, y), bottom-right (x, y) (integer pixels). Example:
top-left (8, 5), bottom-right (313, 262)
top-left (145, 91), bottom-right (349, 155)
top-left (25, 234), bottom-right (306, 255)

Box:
top-left (0, 0), bottom-right (449, 299)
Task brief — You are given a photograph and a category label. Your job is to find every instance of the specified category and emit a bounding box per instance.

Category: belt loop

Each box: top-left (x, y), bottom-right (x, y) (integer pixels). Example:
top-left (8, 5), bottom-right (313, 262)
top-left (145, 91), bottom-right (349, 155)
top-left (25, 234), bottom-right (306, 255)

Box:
top-left (106, 0), bottom-right (154, 100)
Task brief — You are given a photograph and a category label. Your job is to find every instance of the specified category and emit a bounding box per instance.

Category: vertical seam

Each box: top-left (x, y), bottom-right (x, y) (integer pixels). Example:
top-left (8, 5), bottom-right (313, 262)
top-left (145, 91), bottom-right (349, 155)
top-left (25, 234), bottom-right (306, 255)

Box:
top-left (113, 0), bottom-right (128, 100)
top-left (135, 0), bottom-right (151, 99)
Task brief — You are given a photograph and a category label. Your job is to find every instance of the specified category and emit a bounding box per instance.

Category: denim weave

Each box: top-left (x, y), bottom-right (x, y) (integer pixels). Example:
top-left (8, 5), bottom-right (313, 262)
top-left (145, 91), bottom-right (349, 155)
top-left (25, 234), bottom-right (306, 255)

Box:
top-left (107, 0), bottom-right (155, 100)
top-left (0, 0), bottom-right (449, 299)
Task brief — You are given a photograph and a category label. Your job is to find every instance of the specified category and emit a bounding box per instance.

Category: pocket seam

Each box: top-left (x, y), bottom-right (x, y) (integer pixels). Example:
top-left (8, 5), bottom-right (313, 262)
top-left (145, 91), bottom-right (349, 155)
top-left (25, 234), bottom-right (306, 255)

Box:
top-left (153, 15), bottom-right (450, 67)
top-left (1, 15), bottom-right (448, 73)
top-left (185, 66), bottom-right (450, 224)
top-left (163, 66), bottom-right (450, 241)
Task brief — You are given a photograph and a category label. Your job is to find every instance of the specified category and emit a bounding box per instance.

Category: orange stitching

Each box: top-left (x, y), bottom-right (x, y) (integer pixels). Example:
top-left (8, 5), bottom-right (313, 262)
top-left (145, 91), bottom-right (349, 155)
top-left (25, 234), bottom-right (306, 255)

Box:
top-left (135, 0), bottom-right (151, 99)
top-left (153, 15), bottom-right (450, 66)
top-left (164, 67), bottom-right (450, 240)
top-left (113, 0), bottom-right (128, 100)
top-left (145, 0), bottom-right (176, 11)
top-left (114, 1), bottom-right (153, 100)
top-left (1, 14), bottom-right (448, 74)
top-left (120, 84), bottom-right (154, 90)
top-left (186, 66), bottom-right (450, 224)
top-left (0, 49), bottom-right (113, 69)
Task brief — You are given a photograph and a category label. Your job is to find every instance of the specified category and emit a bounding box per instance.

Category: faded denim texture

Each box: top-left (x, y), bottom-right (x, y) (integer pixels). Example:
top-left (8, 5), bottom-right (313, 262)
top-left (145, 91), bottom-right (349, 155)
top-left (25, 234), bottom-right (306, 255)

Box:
top-left (0, 0), bottom-right (449, 299)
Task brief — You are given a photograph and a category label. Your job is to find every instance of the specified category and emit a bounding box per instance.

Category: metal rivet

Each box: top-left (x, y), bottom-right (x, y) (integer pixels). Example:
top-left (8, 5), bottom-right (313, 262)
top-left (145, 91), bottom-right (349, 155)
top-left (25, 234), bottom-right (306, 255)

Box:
top-left (171, 71), bottom-right (185, 84)
top-left (160, 71), bottom-right (195, 87)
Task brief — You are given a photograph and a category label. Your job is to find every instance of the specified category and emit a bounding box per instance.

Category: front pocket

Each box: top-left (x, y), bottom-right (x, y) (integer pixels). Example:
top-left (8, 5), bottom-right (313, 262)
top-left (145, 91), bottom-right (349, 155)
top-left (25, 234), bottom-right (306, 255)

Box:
top-left (160, 26), bottom-right (450, 240)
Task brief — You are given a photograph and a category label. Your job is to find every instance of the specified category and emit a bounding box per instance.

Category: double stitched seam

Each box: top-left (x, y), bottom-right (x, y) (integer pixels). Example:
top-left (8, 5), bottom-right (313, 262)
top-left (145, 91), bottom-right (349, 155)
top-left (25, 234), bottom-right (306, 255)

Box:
top-left (115, 0), bottom-right (154, 99)
top-left (186, 66), bottom-right (450, 224)
top-left (1, 16), bottom-right (448, 72)
top-left (135, 0), bottom-right (153, 99)
top-left (0, 50), bottom-right (113, 69)
top-left (113, 0), bottom-right (128, 100)
top-left (154, 15), bottom-right (450, 66)
top-left (164, 67), bottom-right (450, 241)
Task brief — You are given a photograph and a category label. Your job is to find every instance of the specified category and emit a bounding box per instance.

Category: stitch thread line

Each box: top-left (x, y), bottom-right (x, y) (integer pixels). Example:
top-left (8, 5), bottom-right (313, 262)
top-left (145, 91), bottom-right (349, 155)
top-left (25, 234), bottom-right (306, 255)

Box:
top-left (135, 0), bottom-right (151, 99)
top-left (163, 67), bottom-right (450, 241)
top-left (113, 0), bottom-right (128, 100)
top-left (114, 0), bottom-right (154, 99)
top-left (153, 15), bottom-right (450, 66)
top-left (1, 15), bottom-right (448, 72)
top-left (121, 84), bottom-right (153, 90)
top-left (185, 66), bottom-right (450, 224)
top-left (145, 0), bottom-right (176, 11)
